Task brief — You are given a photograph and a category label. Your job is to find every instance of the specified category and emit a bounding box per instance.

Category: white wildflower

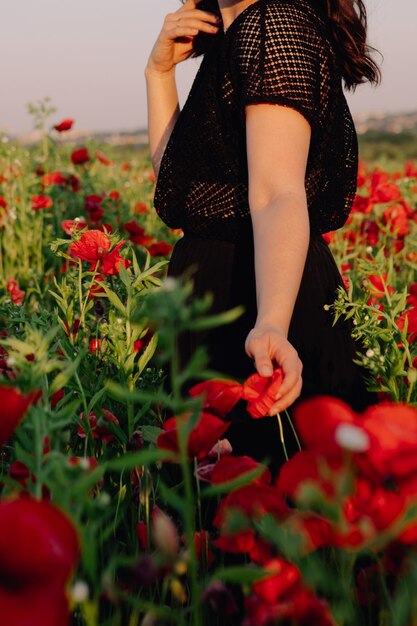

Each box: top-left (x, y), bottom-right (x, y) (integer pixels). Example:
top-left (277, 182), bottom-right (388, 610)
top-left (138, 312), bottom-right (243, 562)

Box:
top-left (335, 424), bottom-right (370, 452)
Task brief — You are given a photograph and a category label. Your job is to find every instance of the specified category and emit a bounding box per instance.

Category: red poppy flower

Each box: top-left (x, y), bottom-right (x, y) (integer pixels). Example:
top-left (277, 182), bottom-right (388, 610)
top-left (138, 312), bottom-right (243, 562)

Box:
top-left (157, 411), bottom-right (230, 461)
top-left (6, 277), bottom-right (25, 305)
top-left (124, 220), bottom-right (154, 246)
top-left (41, 171), bottom-right (68, 187)
top-left (383, 202), bottom-right (411, 238)
top-left (8, 460), bottom-right (32, 490)
top-left (69, 230), bottom-right (130, 275)
top-left (343, 477), bottom-right (405, 532)
top-left (397, 305), bottom-right (417, 342)
top-left (96, 151), bottom-right (113, 166)
top-left (77, 409), bottom-right (120, 444)
top-left (213, 485), bottom-right (288, 534)
top-left (211, 455), bottom-right (271, 487)
top-left (136, 520), bottom-right (148, 551)
top-left (360, 220), bottom-right (380, 246)
top-left (67, 174), bottom-right (81, 193)
top-left (71, 147), bottom-right (90, 165)
top-left (89, 338), bottom-right (102, 354)
top-left (72, 230), bottom-right (109, 258)
top-left (371, 182), bottom-right (402, 204)
top-left (253, 558), bottom-right (300, 605)
top-left (0, 498), bottom-right (79, 626)
top-left (242, 368), bottom-right (284, 418)
top-left (133, 202), bottom-right (149, 214)
top-left (352, 194), bottom-right (373, 214)
top-left (0, 383), bottom-right (36, 446)
top-left (276, 450), bottom-right (344, 501)
top-left (100, 241), bottom-right (130, 275)
top-left (245, 580), bottom-right (336, 626)
top-left (61, 219), bottom-right (88, 235)
top-left (88, 275), bottom-right (106, 299)
top-left (364, 274), bottom-right (395, 299)
top-left (51, 388), bottom-right (65, 408)
top-left (63, 319), bottom-right (80, 340)
top-left (194, 530), bottom-right (215, 567)
top-left (147, 241), bottom-right (173, 257)
top-left (84, 194), bottom-right (104, 213)
top-left (359, 403), bottom-right (417, 485)
top-left (31, 195), bottom-right (53, 211)
top-left (53, 118), bottom-right (74, 132)
top-left (188, 379), bottom-right (243, 418)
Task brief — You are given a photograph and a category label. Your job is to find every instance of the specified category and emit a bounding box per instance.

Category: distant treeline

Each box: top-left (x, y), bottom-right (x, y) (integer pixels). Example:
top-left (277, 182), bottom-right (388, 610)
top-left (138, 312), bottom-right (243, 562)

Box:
top-left (359, 131), bottom-right (417, 165)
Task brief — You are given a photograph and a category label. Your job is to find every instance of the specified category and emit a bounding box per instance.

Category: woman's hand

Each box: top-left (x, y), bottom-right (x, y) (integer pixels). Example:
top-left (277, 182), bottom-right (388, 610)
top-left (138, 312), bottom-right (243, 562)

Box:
top-left (146, 0), bottom-right (220, 76)
top-left (244, 324), bottom-right (303, 416)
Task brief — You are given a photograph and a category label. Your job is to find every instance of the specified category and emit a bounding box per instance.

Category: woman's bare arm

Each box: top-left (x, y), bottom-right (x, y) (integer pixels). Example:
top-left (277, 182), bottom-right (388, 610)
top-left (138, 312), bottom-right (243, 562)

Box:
top-left (145, 68), bottom-right (180, 178)
top-left (244, 103), bottom-right (312, 415)
top-left (145, 1), bottom-right (219, 178)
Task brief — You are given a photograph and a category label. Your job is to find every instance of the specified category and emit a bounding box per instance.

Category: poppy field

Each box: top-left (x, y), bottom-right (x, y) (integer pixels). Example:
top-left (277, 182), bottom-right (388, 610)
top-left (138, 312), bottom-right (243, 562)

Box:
top-left (1, 116), bottom-right (417, 626)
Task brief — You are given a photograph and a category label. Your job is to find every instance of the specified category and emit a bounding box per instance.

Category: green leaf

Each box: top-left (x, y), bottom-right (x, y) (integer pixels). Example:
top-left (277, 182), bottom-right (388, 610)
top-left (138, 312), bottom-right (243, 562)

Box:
top-left (118, 263), bottom-right (132, 289)
top-left (101, 285), bottom-right (126, 316)
top-left (209, 566), bottom-right (267, 585)
top-left (187, 305), bottom-right (244, 331)
top-left (141, 424), bottom-right (164, 444)
top-left (158, 480), bottom-right (185, 514)
top-left (137, 332), bottom-right (158, 376)
top-left (131, 249), bottom-right (141, 276)
top-left (50, 350), bottom-right (85, 394)
top-left (72, 464), bottom-right (107, 496)
top-left (105, 380), bottom-right (172, 407)
top-left (107, 448), bottom-right (178, 471)
top-left (202, 466), bottom-right (265, 498)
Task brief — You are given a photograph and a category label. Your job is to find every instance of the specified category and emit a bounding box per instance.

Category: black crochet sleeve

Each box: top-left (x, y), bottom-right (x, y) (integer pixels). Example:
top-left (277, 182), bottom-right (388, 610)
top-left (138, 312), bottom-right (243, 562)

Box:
top-left (231, 1), bottom-right (332, 135)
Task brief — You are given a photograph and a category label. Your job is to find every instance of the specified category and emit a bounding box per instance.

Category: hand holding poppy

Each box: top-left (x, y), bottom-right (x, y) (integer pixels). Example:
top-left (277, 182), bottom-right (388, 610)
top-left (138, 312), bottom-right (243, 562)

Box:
top-left (244, 323), bottom-right (303, 415)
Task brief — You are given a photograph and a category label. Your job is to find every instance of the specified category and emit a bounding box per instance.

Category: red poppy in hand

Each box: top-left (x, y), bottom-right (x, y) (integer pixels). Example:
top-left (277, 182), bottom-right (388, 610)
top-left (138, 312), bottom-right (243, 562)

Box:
top-left (243, 368), bottom-right (284, 418)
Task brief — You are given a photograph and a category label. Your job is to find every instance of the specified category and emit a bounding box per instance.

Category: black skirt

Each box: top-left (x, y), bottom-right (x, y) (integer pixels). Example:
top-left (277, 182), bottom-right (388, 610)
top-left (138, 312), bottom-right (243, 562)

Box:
top-left (165, 226), bottom-right (377, 479)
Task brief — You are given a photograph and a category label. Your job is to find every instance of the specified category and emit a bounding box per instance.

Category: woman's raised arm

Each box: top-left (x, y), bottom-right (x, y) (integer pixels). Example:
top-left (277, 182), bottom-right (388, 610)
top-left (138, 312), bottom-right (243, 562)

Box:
top-left (145, 0), bottom-right (219, 177)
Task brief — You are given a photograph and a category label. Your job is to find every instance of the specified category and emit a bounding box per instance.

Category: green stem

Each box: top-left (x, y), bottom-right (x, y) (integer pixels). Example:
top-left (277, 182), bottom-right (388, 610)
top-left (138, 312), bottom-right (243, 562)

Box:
top-left (178, 423), bottom-right (201, 626)
top-left (276, 413), bottom-right (289, 461)
top-left (170, 319), bottom-right (201, 626)
top-left (284, 409), bottom-right (302, 452)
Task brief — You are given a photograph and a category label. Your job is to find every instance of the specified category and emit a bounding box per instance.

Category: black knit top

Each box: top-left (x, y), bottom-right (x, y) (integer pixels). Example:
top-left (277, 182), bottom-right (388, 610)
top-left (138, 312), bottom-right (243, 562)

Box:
top-left (153, 0), bottom-right (358, 241)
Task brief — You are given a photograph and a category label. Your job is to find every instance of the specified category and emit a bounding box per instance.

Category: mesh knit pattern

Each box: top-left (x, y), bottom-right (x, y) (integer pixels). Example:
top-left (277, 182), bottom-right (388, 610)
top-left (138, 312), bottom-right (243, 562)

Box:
top-left (153, 0), bottom-right (358, 241)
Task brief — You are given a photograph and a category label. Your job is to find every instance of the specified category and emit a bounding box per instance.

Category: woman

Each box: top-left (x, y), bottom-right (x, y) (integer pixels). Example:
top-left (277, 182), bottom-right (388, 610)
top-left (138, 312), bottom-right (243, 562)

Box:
top-left (145, 0), bottom-right (380, 477)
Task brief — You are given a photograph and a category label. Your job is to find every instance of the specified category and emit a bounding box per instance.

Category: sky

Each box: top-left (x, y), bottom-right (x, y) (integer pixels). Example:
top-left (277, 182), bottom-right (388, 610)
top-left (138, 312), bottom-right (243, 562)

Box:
top-left (2, 0), bottom-right (416, 135)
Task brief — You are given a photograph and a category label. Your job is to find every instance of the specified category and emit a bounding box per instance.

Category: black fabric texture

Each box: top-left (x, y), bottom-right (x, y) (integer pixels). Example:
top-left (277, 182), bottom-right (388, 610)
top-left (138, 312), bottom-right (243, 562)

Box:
top-left (154, 0), bottom-right (358, 241)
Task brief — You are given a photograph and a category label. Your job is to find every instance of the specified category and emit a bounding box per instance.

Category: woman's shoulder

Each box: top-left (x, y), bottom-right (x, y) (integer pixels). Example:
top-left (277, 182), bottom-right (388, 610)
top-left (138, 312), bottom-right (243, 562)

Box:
top-left (229, 0), bottom-right (330, 47)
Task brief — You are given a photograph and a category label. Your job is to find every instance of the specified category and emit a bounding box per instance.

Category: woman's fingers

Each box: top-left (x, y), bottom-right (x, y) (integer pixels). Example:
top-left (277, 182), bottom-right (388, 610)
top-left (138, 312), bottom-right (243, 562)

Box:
top-left (267, 354), bottom-right (303, 415)
top-left (245, 334), bottom-right (274, 376)
top-left (268, 377), bottom-right (303, 416)
top-left (245, 326), bottom-right (303, 414)
top-left (169, 19), bottom-right (219, 35)
top-left (164, 11), bottom-right (219, 38)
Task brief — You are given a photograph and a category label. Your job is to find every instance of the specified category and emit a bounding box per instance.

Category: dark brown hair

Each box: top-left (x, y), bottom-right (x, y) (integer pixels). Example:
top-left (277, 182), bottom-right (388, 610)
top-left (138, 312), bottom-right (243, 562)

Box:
top-left (185, 0), bottom-right (382, 91)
